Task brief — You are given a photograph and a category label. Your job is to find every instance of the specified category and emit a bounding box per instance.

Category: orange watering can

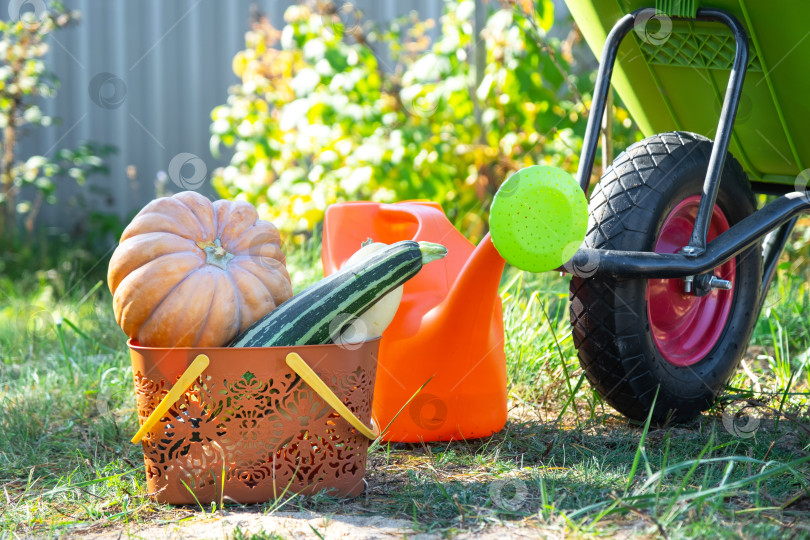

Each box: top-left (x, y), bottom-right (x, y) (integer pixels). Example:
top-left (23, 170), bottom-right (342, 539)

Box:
top-left (322, 166), bottom-right (589, 442)
top-left (322, 201), bottom-right (507, 442)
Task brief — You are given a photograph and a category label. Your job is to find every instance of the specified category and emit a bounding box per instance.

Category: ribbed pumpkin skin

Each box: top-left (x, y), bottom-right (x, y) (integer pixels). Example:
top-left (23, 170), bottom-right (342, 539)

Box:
top-left (107, 191), bottom-right (292, 347)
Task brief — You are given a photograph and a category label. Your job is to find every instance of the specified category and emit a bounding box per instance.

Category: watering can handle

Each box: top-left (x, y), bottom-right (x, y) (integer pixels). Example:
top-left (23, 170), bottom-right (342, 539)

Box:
top-left (131, 353), bottom-right (211, 444)
top-left (285, 352), bottom-right (380, 440)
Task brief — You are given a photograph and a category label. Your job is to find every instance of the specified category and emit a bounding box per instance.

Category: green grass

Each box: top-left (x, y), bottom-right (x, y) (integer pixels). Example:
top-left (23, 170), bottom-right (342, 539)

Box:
top-left (1, 235), bottom-right (810, 539)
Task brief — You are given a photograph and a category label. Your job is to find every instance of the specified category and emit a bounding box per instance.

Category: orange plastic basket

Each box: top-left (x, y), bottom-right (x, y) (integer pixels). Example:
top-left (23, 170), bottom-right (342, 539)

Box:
top-left (128, 339), bottom-right (379, 504)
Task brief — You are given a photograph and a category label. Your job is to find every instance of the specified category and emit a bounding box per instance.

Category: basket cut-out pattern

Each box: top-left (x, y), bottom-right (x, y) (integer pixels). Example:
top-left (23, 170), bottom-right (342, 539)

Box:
top-left (133, 362), bottom-right (375, 504)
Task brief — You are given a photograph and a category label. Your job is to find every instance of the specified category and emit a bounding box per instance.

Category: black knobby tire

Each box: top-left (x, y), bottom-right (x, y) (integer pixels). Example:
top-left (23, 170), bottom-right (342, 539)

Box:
top-left (569, 131), bottom-right (762, 423)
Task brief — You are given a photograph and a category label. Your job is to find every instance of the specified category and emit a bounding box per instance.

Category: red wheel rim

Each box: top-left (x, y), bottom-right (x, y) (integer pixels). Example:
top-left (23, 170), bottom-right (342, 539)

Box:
top-left (646, 196), bottom-right (735, 367)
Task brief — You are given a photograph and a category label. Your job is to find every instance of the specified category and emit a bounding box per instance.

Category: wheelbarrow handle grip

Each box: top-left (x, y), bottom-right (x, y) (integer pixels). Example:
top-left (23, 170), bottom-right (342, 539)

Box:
top-left (131, 353), bottom-right (211, 444)
top-left (285, 352), bottom-right (380, 440)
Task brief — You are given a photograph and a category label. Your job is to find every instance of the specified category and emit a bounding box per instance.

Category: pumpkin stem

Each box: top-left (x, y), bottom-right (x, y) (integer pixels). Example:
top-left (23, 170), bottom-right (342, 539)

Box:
top-left (197, 238), bottom-right (235, 270)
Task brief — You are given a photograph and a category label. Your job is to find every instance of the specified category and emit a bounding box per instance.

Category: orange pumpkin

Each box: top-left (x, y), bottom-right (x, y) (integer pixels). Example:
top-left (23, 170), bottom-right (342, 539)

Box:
top-left (108, 191), bottom-right (293, 347)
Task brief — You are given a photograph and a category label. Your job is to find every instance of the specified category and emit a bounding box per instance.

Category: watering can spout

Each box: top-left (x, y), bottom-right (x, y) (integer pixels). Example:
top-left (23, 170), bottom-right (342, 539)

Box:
top-left (440, 233), bottom-right (505, 326)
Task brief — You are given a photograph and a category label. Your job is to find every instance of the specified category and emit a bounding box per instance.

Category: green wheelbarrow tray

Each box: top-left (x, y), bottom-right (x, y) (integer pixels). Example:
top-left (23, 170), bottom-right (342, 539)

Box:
top-left (565, 0), bottom-right (810, 185)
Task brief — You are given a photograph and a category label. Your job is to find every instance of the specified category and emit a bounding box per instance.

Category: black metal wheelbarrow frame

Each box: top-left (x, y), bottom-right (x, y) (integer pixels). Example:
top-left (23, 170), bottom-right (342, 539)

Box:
top-left (559, 6), bottom-right (806, 423)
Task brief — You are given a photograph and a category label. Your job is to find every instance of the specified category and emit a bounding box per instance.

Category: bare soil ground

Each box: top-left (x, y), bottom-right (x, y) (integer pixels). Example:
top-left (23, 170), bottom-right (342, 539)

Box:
top-left (77, 511), bottom-right (571, 540)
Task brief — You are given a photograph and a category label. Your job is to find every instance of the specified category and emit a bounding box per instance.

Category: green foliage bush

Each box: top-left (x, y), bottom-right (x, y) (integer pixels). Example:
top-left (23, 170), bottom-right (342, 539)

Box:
top-left (210, 0), bottom-right (640, 240)
top-left (0, 3), bottom-right (114, 245)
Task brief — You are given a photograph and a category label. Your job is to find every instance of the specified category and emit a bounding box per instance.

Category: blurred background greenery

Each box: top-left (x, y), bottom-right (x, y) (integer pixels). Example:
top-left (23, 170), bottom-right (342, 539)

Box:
top-left (2, 0), bottom-right (645, 277)
top-left (209, 0), bottom-right (640, 242)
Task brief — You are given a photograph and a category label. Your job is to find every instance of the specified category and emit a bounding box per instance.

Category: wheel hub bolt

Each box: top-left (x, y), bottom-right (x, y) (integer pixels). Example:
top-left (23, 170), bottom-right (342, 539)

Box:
top-left (689, 273), bottom-right (732, 296)
top-left (683, 275), bottom-right (694, 293)
top-left (707, 276), bottom-right (732, 290)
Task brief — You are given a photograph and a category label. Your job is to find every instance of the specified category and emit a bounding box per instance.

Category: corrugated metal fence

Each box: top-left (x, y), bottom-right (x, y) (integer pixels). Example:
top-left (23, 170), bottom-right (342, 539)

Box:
top-left (11, 0), bottom-right (568, 230)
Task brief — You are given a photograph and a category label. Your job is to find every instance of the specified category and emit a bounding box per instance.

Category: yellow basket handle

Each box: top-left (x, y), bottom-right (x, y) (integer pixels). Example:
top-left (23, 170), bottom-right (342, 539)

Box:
top-left (131, 354), bottom-right (210, 444)
top-left (286, 352), bottom-right (380, 440)
top-left (131, 351), bottom-right (379, 444)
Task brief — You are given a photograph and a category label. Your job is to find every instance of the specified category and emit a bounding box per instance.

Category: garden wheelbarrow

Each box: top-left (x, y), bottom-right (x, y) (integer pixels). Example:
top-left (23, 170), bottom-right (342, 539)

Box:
top-left (560, 0), bottom-right (810, 422)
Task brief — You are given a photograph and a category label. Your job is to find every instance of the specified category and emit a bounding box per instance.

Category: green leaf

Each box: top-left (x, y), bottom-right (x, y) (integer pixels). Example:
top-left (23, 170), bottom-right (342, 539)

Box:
top-left (324, 48), bottom-right (349, 73)
top-left (536, 0), bottom-right (555, 32)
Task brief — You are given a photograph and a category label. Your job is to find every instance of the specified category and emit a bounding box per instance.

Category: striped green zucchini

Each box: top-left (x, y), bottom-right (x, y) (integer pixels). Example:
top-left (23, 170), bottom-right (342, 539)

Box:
top-left (229, 240), bottom-right (447, 347)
